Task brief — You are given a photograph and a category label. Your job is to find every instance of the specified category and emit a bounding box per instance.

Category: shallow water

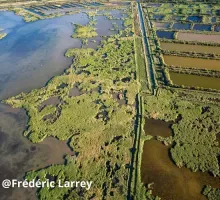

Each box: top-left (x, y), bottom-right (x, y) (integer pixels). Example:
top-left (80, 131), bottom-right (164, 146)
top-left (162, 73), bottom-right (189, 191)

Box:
top-left (0, 11), bottom-right (88, 100)
top-left (141, 139), bottom-right (220, 200)
top-left (0, 104), bottom-right (73, 200)
top-left (172, 23), bottom-right (191, 30)
top-left (156, 30), bottom-right (174, 39)
top-left (170, 72), bottom-right (220, 90)
top-left (0, 10), bottom-right (124, 100)
top-left (0, 9), bottom-right (124, 199)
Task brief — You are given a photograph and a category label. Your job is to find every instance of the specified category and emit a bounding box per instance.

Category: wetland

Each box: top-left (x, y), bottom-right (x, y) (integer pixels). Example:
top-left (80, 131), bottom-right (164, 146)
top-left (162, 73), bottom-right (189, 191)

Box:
top-left (1, 1), bottom-right (220, 200)
top-left (0, 5), bottom-right (132, 200)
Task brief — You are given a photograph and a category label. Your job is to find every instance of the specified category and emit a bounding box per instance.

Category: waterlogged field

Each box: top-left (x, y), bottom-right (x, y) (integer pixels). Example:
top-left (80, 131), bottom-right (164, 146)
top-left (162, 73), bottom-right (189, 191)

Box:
top-left (170, 72), bottom-right (220, 90)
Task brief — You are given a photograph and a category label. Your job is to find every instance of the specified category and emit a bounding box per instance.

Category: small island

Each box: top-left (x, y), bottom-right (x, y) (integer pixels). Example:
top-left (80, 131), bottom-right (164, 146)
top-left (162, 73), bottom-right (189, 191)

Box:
top-left (0, 29), bottom-right (7, 40)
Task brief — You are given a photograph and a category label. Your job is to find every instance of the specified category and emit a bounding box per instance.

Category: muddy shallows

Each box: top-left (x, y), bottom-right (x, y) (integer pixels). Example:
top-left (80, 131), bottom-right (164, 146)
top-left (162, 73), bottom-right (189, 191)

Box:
top-left (141, 139), bottom-right (220, 200)
top-left (0, 104), bottom-right (73, 200)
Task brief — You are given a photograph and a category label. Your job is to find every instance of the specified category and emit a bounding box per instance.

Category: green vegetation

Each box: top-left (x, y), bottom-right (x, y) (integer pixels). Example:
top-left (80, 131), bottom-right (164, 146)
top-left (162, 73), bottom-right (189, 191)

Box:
top-left (203, 185), bottom-right (220, 200)
top-left (72, 24), bottom-right (98, 38)
top-left (11, 7), bottom-right (40, 22)
top-left (134, 38), bottom-right (149, 92)
top-left (147, 3), bottom-right (220, 22)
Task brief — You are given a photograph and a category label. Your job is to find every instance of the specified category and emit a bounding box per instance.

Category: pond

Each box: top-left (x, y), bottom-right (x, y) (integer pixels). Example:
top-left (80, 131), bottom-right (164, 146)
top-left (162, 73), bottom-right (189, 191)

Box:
top-left (153, 14), bottom-right (164, 20)
top-left (172, 23), bottom-right (191, 30)
top-left (144, 118), bottom-right (172, 137)
top-left (141, 139), bottom-right (220, 200)
top-left (193, 24), bottom-right (212, 31)
top-left (170, 72), bottom-right (220, 90)
top-left (187, 16), bottom-right (202, 22)
top-left (214, 25), bottom-right (220, 32)
top-left (156, 30), bottom-right (175, 39)
top-left (153, 22), bottom-right (170, 29)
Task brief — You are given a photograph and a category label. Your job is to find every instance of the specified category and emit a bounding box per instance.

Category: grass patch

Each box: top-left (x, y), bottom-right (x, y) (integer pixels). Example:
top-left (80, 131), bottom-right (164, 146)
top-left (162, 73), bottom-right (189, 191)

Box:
top-left (72, 24), bottom-right (98, 38)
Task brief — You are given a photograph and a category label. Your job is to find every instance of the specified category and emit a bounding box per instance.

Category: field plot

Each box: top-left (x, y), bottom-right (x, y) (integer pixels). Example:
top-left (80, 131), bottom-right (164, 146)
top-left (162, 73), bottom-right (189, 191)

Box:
top-left (163, 55), bottom-right (220, 70)
top-left (160, 42), bottom-right (220, 54)
top-left (177, 32), bottom-right (220, 43)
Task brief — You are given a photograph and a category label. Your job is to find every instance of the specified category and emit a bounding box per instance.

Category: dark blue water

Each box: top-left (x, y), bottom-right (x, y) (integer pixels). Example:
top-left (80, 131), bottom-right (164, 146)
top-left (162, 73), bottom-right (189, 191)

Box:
top-left (172, 23), bottom-right (191, 30)
top-left (153, 14), bottom-right (164, 20)
top-left (193, 24), bottom-right (212, 31)
top-left (214, 26), bottom-right (220, 32)
top-left (187, 16), bottom-right (202, 22)
top-left (156, 30), bottom-right (174, 39)
top-left (211, 17), bottom-right (216, 23)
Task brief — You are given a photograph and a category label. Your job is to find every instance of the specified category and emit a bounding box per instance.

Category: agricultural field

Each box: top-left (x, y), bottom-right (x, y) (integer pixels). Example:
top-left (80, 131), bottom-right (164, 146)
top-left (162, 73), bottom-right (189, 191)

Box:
top-left (0, 1), bottom-right (220, 200)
